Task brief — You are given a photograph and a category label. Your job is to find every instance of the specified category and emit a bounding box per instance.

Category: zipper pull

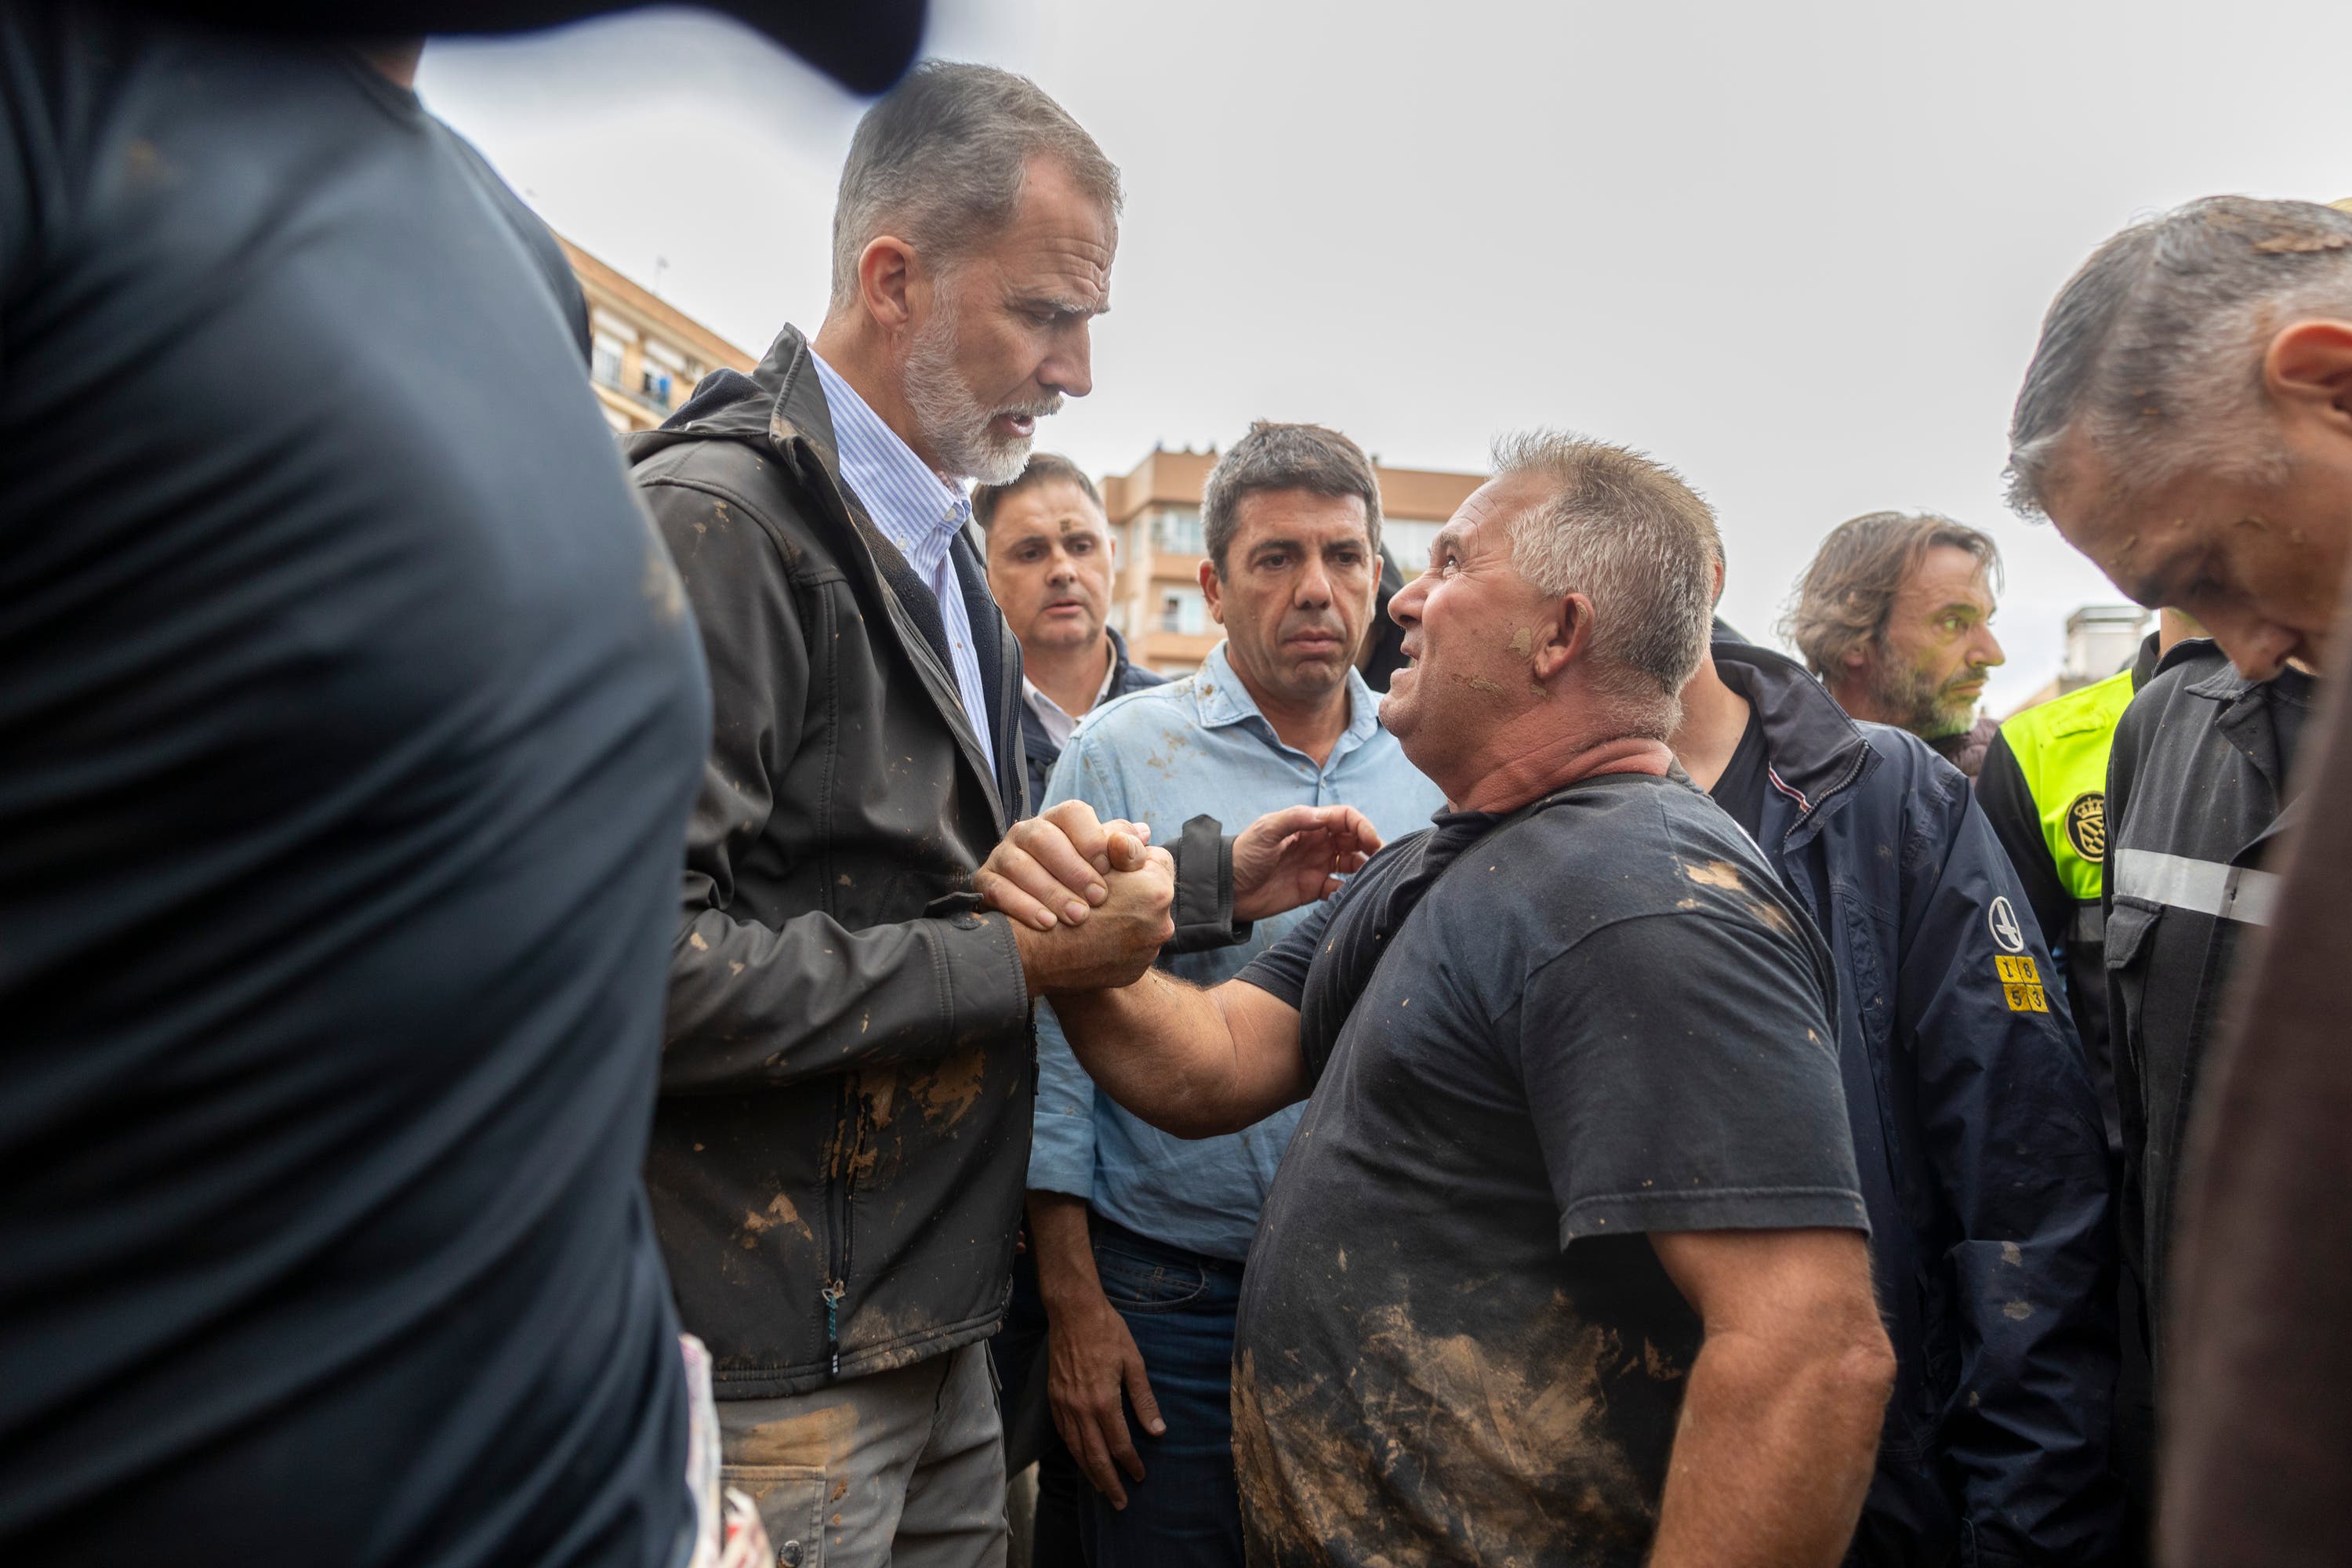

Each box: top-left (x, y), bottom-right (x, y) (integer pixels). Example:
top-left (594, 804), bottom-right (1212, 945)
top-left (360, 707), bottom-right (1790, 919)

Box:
top-left (822, 1279), bottom-right (847, 1379)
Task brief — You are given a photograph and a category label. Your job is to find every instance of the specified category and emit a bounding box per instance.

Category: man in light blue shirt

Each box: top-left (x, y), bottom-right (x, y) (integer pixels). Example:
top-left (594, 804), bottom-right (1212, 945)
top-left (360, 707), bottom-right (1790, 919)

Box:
top-left (1028, 423), bottom-right (1444, 1568)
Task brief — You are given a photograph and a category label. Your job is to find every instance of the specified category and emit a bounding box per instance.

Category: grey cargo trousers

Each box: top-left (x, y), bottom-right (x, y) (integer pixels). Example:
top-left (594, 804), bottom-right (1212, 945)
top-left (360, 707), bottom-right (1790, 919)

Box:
top-left (717, 1342), bottom-right (1007, 1568)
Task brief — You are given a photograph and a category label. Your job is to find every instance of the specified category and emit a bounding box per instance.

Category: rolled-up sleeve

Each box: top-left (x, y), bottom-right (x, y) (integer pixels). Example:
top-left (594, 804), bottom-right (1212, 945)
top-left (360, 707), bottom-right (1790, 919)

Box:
top-left (1027, 1000), bottom-right (1097, 1200)
top-left (1024, 732), bottom-right (1128, 1200)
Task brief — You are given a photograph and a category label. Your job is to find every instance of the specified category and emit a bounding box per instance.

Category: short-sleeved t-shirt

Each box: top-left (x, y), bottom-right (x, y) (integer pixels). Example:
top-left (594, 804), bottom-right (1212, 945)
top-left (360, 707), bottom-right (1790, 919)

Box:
top-left (1231, 772), bottom-right (1865, 1568)
top-left (2, 13), bottom-right (706, 1566)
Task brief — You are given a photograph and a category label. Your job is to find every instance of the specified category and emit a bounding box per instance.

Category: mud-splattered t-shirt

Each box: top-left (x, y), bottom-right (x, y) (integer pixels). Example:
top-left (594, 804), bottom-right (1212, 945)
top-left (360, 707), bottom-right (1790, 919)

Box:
top-left (1231, 772), bottom-right (1867, 1567)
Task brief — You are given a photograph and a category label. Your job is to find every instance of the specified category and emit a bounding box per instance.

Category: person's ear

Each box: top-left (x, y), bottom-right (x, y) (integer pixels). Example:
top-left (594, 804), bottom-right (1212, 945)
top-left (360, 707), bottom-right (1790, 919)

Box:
top-left (856, 235), bottom-right (919, 332)
top-left (1199, 557), bottom-right (1225, 624)
top-left (1527, 592), bottom-right (1594, 682)
top-left (2263, 318), bottom-right (2352, 437)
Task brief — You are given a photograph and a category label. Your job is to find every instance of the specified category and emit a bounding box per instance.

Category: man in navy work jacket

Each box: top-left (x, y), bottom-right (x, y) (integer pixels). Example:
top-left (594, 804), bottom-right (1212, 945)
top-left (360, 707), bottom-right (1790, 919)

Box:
top-left (1673, 608), bottom-right (2118, 1567)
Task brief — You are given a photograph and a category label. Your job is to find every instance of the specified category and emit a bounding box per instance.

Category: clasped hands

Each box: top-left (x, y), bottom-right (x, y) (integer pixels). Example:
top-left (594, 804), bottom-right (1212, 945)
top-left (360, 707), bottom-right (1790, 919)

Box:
top-left (978, 800), bottom-right (1383, 998)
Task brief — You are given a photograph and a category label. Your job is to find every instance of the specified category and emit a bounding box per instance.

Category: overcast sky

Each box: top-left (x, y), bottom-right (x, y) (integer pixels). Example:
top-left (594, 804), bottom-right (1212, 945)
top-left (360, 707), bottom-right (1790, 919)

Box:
top-left (419, 1), bottom-right (2352, 710)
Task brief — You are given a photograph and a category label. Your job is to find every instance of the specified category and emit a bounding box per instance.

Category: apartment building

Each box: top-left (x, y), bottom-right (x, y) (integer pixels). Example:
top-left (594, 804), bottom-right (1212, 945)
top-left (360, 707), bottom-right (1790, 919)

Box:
top-left (558, 235), bottom-right (756, 434)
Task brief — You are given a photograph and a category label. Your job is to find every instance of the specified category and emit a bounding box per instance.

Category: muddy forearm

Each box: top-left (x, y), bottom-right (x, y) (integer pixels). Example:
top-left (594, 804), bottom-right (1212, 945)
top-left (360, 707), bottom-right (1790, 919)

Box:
top-left (1648, 1325), bottom-right (1890, 1568)
top-left (1046, 970), bottom-right (1304, 1139)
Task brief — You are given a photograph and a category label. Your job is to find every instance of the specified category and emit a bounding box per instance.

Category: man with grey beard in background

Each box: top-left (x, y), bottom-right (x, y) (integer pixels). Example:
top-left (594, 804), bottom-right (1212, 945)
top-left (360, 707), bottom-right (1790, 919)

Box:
top-left (1786, 512), bottom-right (2009, 778)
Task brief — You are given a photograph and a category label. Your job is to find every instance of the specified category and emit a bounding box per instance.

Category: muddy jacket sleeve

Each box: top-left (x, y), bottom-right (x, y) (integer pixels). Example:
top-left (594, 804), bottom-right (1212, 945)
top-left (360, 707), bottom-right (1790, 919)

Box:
top-left (1894, 767), bottom-right (2120, 1565)
top-left (647, 475), bottom-right (1032, 1094)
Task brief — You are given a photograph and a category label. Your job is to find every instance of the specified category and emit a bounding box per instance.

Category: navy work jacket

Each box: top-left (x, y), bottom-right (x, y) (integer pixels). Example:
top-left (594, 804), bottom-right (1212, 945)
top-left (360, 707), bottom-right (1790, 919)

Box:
top-left (1715, 638), bottom-right (2118, 1568)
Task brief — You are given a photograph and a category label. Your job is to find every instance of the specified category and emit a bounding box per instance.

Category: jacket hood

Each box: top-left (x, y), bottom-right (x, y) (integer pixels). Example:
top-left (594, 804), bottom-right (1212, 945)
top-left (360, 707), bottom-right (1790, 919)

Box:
top-left (624, 324), bottom-right (840, 474)
top-left (1708, 633), bottom-right (1877, 818)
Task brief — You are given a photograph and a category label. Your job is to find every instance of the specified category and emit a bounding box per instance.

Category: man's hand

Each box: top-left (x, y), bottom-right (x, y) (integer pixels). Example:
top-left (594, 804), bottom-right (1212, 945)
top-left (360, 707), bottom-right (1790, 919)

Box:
top-left (1029, 1193), bottom-right (1165, 1509)
top-left (1232, 804), bottom-right (1384, 922)
top-left (1014, 847), bottom-right (1174, 996)
top-left (1048, 1289), bottom-right (1163, 1508)
top-left (978, 800), bottom-right (1153, 932)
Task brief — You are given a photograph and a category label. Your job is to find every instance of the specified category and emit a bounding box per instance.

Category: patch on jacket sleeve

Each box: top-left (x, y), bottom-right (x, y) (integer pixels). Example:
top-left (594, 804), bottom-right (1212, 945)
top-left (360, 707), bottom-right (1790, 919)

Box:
top-left (1994, 953), bottom-right (2049, 1012)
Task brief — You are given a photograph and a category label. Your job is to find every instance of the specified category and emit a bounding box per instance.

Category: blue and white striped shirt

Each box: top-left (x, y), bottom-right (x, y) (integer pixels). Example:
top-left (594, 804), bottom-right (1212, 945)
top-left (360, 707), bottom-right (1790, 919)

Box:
top-left (811, 352), bottom-right (993, 761)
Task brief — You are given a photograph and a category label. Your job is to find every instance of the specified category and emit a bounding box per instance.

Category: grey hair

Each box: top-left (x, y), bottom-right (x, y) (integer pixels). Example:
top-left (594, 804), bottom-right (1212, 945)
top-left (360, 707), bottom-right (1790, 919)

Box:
top-left (1488, 430), bottom-right (1722, 739)
top-left (1780, 511), bottom-right (2002, 678)
top-left (1200, 421), bottom-right (1384, 573)
top-left (829, 62), bottom-right (1122, 311)
top-left (2006, 195), bottom-right (2352, 517)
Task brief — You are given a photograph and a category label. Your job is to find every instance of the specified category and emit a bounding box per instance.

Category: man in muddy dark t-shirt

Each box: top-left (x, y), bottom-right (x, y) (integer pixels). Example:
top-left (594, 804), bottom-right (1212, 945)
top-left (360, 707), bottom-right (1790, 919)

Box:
top-left (1224, 775), bottom-right (1867, 1566)
top-left (1048, 434), bottom-right (1894, 1568)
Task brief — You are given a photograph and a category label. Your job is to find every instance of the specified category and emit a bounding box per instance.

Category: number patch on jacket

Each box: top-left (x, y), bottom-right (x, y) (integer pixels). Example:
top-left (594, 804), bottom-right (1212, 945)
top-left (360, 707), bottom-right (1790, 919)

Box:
top-left (1994, 955), bottom-right (2049, 1012)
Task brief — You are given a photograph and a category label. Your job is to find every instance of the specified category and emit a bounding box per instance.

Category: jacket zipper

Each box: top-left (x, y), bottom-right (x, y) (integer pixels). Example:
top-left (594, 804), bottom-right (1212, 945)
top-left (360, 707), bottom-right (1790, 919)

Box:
top-left (824, 1076), bottom-right (866, 1381)
top-left (822, 1279), bottom-right (847, 1380)
top-left (1781, 744), bottom-right (1871, 856)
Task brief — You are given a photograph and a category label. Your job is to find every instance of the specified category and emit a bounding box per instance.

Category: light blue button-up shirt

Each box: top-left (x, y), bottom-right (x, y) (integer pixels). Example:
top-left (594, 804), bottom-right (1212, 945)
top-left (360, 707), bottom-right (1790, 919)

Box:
top-left (1029, 640), bottom-right (1446, 1261)
top-left (810, 351), bottom-right (993, 760)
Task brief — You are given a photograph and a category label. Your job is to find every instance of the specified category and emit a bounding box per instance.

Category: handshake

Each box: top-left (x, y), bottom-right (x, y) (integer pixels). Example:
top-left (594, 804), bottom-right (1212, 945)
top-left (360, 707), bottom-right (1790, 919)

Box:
top-left (976, 800), bottom-right (1383, 999)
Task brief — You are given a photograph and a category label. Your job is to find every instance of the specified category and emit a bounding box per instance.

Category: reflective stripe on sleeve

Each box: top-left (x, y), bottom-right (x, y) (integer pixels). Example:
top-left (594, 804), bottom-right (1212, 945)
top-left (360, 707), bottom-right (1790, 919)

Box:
top-left (2112, 848), bottom-right (2281, 926)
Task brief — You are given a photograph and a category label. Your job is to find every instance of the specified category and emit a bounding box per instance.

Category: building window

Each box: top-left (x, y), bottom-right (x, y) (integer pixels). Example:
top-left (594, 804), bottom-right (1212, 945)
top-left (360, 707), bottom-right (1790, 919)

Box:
top-left (1152, 506), bottom-right (1205, 555)
top-left (640, 338), bottom-right (687, 411)
top-left (591, 332), bottom-right (627, 388)
top-left (1157, 586), bottom-right (1208, 636)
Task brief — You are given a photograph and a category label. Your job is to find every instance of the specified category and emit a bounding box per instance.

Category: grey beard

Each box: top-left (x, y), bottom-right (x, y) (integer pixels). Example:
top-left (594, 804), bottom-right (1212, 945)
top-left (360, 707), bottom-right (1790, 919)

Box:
top-left (1872, 659), bottom-right (1978, 739)
top-left (902, 313), bottom-right (1040, 485)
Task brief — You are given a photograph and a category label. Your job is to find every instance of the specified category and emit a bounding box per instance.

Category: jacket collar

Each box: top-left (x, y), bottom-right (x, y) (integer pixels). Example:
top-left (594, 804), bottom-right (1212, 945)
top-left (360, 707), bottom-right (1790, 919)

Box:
top-left (1105, 624), bottom-right (1142, 689)
top-left (1018, 623), bottom-right (1145, 757)
top-left (1708, 633), bottom-right (1878, 822)
top-left (639, 322), bottom-right (847, 478)
top-left (2150, 634), bottom-right (2229, 689)
top-left (1191, 641), bottom-right (1383, 763)
top-left (2149, 635), bottom-right (2318, 851)
top-left (2172, 637), bottom-right (2318, 732)
top-left (634, 325), bottom-right (1018, 829)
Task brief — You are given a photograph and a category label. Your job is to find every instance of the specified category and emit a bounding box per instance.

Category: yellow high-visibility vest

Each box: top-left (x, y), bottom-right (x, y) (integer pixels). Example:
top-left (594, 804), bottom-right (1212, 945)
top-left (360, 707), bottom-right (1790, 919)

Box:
top-left (1998, 668), bottom-right (2135, 928)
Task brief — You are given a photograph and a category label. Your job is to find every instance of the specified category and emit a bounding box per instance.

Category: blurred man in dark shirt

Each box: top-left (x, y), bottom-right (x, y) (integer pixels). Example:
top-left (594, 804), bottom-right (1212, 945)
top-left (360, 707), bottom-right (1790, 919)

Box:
top-left (0, 6), bottom-right (914, 1564)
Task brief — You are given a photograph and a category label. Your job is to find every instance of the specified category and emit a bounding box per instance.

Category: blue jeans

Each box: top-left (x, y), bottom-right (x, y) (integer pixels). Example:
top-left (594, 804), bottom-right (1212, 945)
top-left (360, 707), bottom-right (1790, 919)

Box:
top-left (1080, 1219), bottom-right (1246, 1568)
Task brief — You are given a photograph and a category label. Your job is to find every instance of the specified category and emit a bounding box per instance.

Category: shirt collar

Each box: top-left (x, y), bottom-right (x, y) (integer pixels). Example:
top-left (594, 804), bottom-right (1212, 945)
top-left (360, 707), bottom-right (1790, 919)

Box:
top-left (808, 350), bottom-right (971, 573)
top-left (1192, 640), bottom-right (1384, 762)
top-left (1022, 643), bottom-right (1120, 724)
